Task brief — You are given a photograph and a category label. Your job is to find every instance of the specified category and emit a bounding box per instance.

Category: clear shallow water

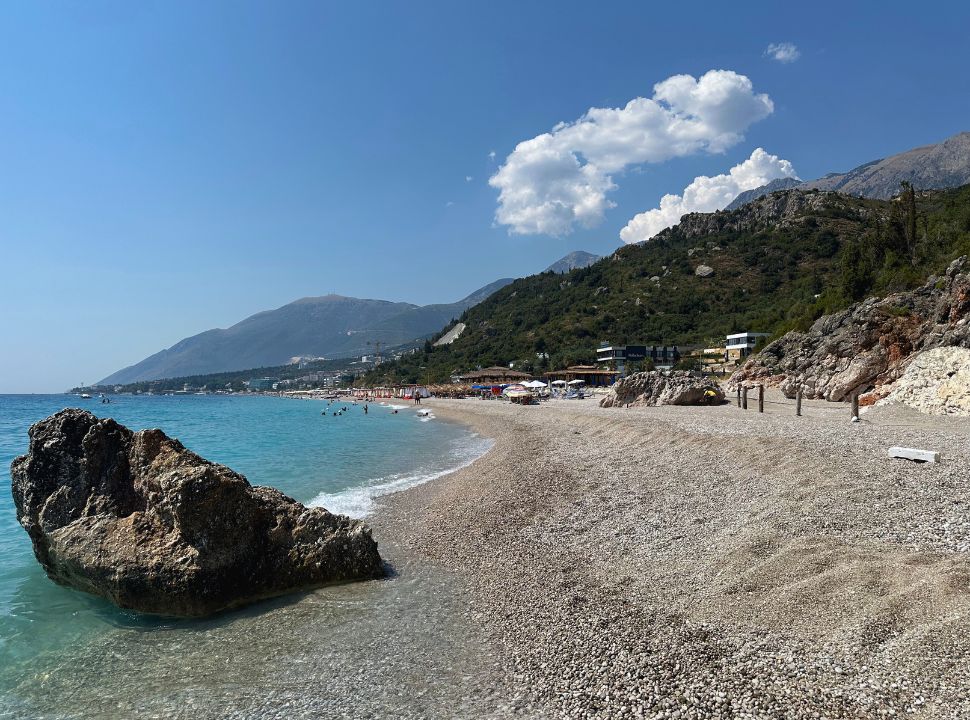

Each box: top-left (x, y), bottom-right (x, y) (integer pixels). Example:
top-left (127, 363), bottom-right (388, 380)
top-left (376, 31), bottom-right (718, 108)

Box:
top-left (0, 394), bottom-right (495, 718)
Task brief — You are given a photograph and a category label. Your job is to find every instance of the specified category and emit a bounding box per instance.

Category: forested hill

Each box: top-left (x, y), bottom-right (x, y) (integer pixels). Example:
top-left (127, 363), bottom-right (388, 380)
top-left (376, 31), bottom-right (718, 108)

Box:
top-left (363, 185), bottom-right (970, 385)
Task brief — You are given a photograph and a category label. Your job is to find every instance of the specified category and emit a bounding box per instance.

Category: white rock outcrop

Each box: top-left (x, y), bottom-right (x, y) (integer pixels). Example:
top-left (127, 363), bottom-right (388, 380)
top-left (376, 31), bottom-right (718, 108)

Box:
top-left (879, 347), bottom-right (970, 416)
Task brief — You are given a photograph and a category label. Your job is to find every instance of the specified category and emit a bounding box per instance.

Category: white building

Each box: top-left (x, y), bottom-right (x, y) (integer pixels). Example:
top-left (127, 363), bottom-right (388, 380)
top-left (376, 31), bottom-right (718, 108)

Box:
top-left (725, 332), bottom-right (770, 360)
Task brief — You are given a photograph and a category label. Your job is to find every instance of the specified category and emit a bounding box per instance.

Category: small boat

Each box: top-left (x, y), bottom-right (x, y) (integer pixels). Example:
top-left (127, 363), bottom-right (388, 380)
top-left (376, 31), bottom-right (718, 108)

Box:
top-left (80, 393), bottom-right (92, 399)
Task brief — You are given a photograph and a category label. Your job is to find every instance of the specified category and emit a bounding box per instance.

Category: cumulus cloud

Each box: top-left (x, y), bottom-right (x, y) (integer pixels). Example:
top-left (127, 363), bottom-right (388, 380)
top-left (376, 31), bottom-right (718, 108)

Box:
top-left (489, 70), bottom-right (774, 236)
top-left (465, 175), bottom-right (473, 182)
top-left (488, 150), bottom-right (496, 161)
top-left (765, 42), bottom-right (800, 63)
top-left (619, 148), bottom-right (798, 244)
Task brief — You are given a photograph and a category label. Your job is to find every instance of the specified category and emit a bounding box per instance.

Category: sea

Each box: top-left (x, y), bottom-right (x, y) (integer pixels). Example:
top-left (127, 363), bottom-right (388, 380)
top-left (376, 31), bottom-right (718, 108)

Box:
top-left (0, 393), bottom-right (498, 719)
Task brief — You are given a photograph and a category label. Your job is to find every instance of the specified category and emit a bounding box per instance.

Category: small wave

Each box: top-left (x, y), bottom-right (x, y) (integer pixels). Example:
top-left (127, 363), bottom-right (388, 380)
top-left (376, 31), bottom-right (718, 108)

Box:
top-left (309, 436), bottom-right (494, 518)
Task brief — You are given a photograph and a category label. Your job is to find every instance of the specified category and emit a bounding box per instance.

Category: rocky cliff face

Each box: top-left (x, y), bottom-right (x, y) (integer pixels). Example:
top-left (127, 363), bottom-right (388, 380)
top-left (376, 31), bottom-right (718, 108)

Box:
top-left (724, 177), bottom-right (804, 211)
top-left (10, 409), bottom-right (384, 617)
top-left (728, 257), bottom-right (970, 401)
top-left (878, 347), bottom-right (970, 416)
top-left (650, 190), bottom-right (869, 245)
top-left (601, 371), bottom-right (724, 407)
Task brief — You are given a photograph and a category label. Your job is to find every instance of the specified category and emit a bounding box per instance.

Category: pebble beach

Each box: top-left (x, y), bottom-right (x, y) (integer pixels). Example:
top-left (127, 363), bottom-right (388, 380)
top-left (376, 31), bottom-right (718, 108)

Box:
top-left (374, 392), bottom-right (970, 719)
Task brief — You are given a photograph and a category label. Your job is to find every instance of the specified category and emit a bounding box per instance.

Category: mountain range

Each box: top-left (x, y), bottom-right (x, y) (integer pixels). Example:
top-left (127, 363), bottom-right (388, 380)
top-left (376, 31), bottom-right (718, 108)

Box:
top-left (727, 131), bottom-right (970, 210)
top-left (366, 182), bottom-right (970, 384)
top-left (102, 134), bottom-right (970, 387)
top-left (99, 250), bottom-right (599, 385)
top-left (99, 279), bottom-right (514, 385)
top-left (544, 250), bottom-right (601, 273)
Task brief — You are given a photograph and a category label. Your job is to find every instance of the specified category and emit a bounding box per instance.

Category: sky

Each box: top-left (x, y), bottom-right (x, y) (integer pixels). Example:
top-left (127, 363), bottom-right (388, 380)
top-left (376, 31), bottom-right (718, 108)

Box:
top-left (2, 1), bottom-right (969, 392)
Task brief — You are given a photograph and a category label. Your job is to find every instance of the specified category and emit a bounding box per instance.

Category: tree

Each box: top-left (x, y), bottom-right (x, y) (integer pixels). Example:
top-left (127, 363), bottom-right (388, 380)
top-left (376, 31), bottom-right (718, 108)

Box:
top-left (900, 181), bottom-right (918, 265)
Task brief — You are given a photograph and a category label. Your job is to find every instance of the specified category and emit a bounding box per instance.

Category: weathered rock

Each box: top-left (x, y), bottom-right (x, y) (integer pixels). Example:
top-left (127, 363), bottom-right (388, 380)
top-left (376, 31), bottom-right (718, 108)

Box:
top-left (878, 347), bottom-right (970, 416)
top-left (10, 409), bottom-right (384, 617)
top-left (729, 257), bottom-right (970, 400)
top-left (652, 190), bottom-right (866, 245)
top-left (694, 264), bottom-right (714, 278)
top-left (601, 371), bottom-right (725, 407)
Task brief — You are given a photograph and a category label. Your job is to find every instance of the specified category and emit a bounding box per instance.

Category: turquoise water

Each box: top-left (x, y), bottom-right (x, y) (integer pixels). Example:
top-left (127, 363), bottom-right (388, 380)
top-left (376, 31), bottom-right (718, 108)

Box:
top-left (0, 394), bottom-right (493, 717)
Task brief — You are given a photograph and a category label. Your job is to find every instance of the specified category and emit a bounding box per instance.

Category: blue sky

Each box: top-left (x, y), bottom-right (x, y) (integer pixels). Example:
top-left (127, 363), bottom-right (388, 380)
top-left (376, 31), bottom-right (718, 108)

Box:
top-left (2, 1), bottom-right (969, 392)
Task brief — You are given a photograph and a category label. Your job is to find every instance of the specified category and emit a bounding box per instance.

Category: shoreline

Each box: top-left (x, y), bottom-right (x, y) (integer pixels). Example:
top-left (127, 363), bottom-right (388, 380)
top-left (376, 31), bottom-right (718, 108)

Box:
top-left (370, 393), bottom-right (970, 718)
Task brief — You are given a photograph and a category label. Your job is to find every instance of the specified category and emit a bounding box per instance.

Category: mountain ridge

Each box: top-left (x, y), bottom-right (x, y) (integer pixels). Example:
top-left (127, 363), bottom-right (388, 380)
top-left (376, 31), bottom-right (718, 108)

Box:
top-left (728, 131), bottom-right (970, 210)
top-left (99, 279), bottom-right (513, 385)
top-left (362, 183), bottom-right (970, 385)
top-left (545, 250), bottom-right (601, 274)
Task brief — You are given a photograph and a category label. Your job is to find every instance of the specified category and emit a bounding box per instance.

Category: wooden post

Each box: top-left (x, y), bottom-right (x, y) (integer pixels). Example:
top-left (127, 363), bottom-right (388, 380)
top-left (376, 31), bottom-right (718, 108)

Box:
top-left (736, 386), bottom-right (741, 408)
top-left (758, 384), bottom-right (764, 413)
top-left (796, 389), bottom-right (802, 417)
top-left (851, 392), bottom-right (859, 420)
top-left (742, 386), bottom-right (748, 410)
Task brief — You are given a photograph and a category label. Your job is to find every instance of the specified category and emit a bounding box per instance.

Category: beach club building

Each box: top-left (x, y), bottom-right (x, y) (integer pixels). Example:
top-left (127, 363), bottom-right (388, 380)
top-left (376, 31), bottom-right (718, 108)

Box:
top-left (595, 343), bottom-right (680, 371)
top-left (724, 332), bottom-right (770, 361)
top-left (543, 365), bottom-right (619, 387)
top-left (247, 377), bottom-right (279, 391)
top-left (457, 366), bottom-right (533, 385)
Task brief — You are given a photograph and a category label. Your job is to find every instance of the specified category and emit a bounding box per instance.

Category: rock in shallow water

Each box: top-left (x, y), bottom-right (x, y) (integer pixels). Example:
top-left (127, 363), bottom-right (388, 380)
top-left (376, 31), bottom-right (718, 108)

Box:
top-left (10, 409), bottom-right (384, 617)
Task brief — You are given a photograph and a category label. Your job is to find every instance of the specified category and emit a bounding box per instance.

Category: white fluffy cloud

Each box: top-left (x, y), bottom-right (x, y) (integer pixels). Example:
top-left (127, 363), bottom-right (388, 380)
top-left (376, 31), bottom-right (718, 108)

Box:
top-left (619, 148), bottom-right (798, 244)
top-left (765, 42), bottom-right (800, 63)
top-left (489, 70), bottom-right (774, 236)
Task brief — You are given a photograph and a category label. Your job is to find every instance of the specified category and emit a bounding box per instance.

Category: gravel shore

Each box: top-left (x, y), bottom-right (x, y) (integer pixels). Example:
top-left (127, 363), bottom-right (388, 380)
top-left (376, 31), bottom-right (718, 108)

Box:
top-left (373, 392), bottom-right (970, 719)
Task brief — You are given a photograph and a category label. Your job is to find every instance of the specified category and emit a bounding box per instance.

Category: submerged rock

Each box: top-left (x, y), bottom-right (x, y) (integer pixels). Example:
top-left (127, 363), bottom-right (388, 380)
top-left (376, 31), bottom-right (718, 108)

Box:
top-left (10, 409), bottom-right (384, 617)
top-left (600, 371), bottom-right (724, 408)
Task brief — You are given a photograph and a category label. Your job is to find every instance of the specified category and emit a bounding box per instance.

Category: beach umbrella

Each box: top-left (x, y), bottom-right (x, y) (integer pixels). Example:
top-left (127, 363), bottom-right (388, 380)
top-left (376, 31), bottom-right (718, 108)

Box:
top-left (550, 380), bottom-right (567, 386)
top-left (567, 379), bottom-right (585, 385)
top-left (524, 380), bottom-right (547, 388)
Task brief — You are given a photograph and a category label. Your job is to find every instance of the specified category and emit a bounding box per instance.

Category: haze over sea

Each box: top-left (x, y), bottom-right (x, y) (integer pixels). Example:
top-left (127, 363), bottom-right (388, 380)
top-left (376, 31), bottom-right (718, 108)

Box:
top-left (0, 393), bottom-right (492, 717)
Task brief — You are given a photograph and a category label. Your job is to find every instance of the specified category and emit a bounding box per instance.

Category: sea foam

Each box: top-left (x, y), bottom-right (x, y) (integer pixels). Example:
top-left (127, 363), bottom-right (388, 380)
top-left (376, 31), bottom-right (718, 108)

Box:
top-left (310, 435), bottom-right (493, 518)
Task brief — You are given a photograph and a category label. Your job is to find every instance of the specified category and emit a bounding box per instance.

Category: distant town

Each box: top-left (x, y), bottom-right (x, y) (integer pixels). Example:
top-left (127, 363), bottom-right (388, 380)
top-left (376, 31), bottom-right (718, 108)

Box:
top-left (71, 331), bottom-right (767, 396)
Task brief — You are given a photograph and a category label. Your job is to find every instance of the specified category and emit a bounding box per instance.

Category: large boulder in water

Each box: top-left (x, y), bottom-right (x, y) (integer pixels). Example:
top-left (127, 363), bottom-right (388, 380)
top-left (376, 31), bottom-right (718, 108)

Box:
top-left (10, 409), bottom-right (384, 617)
top-left (600, 371), bottom-right (724, 408)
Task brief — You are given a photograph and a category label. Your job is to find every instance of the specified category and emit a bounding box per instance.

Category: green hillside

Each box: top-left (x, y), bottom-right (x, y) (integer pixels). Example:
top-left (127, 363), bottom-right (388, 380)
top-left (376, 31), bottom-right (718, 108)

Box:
top-left (363, 185), bottom-right (970, 385)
